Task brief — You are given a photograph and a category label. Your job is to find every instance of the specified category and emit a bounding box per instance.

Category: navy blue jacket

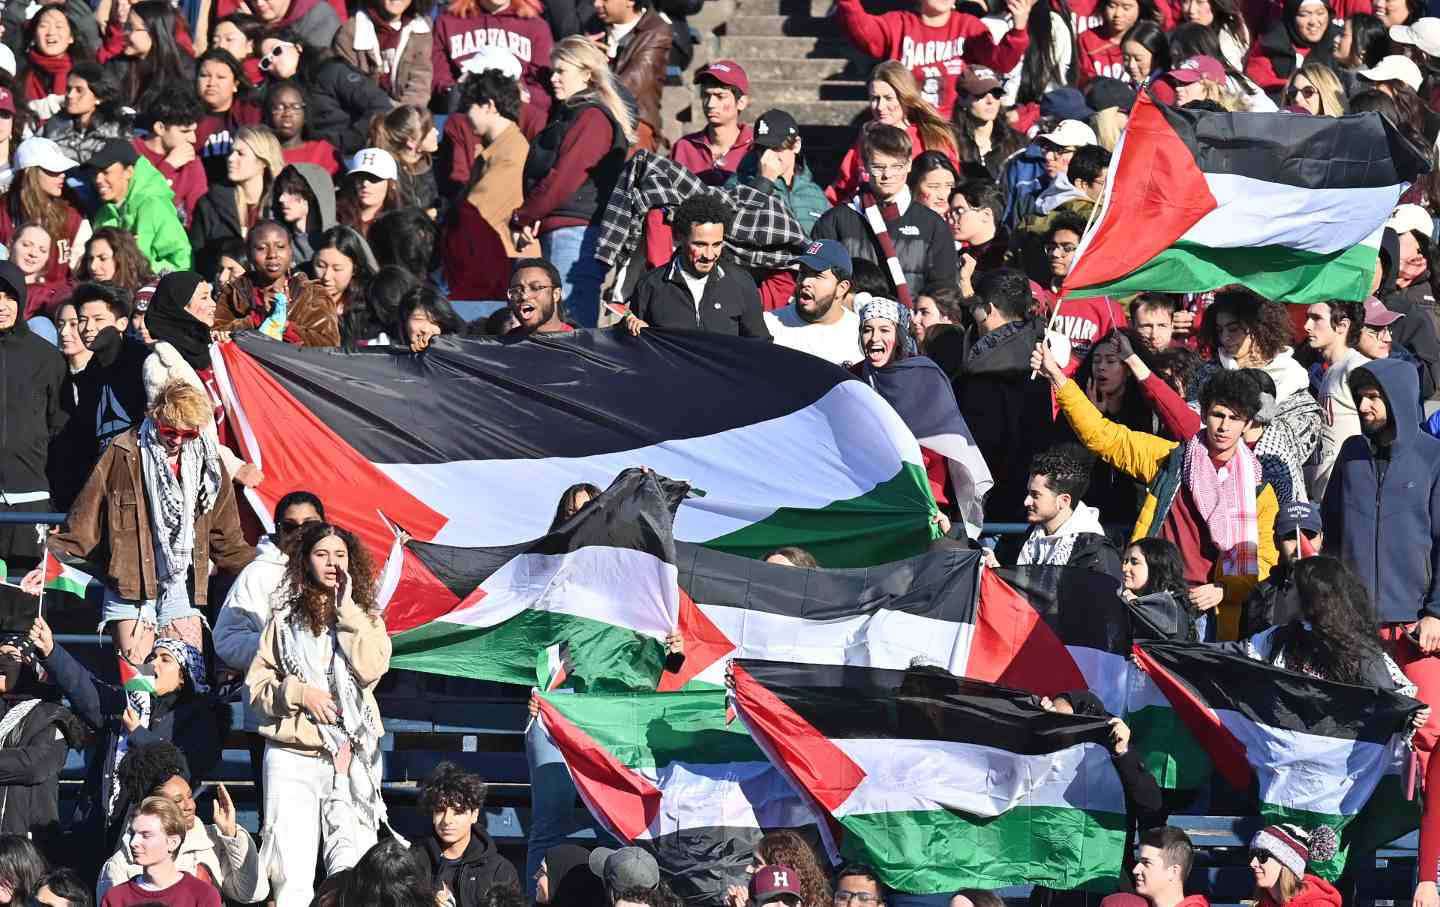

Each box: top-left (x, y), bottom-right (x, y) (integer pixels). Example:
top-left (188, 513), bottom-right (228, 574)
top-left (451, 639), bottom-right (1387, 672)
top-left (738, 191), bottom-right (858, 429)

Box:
top-left (1321, 358), bottom-right (1440, 624)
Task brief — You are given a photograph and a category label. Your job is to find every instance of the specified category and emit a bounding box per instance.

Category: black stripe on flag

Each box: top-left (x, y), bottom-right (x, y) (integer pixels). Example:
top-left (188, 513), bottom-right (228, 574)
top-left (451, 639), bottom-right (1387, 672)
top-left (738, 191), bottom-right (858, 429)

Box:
top-left (993, 565), bottom-right (1130, 655)
top-left (234, 329), bottom-right (854, 464)
top-left (1157, 103), bottom-right (1430, 190)
top-left (734, 659), bottom-right (1115, 754)
top-left (1139, 640), bottom-right (1423, 744)
top-left (675, 544), bottom-right (982, 622)
top-left (409, 468), bottom-right (688, 596)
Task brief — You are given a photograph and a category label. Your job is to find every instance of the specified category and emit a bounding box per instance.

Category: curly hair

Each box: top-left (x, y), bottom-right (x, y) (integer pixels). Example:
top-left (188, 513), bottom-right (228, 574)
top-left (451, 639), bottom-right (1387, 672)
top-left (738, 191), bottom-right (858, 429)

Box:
top-left (279, 523), bottom-right (379, 635)
top-left (1198, 290), bottom-right (1293, 362)
top-left (672, 193), bottom-right (733, 239)
top-left (755, 831), bottom-right (829, 907)
top-left (1199, 368), bottom-right (1264, 422)
top-left (1288, 556), bottom-right (1385, 685)
top-left (417, 761), bottom-right (487, 814)
top-left (117, 741), bottom-right (190, 807)
top-left (1027, 443), bottom-right (1094, 501)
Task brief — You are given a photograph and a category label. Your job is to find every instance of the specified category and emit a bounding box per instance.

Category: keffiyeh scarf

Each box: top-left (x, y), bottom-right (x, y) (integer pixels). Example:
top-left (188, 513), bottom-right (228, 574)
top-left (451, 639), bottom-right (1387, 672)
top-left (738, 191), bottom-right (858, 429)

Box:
top-left (138, 419), bottom-right (222, 621)
top-left (1183, 434), bottom-right (1261, 577)
top-left (857, 294), bottom-right (917, 358)
top-left (108, 639), bottom-right (207, 818)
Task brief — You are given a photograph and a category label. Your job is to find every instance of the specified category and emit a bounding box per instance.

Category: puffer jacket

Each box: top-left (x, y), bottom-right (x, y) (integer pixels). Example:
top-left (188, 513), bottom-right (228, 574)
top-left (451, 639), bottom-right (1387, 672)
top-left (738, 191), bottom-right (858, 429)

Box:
top-left (246, 600), bottom-right (391, 754)
top-left (213, 273), bottom-right (341, 348)
top-left (296, 56), bottom-right (397, 156)
top-left (98, 815), bottom-right (268, 904)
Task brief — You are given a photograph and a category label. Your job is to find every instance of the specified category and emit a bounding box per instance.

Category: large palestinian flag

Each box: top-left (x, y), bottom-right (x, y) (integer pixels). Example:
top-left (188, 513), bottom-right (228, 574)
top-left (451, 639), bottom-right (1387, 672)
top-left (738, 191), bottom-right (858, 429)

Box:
top-left (1063, 93), bottom-right (1429, 303)
top-left (384, 468), bottom-right (688, 690)
top-left (535, 688), bottom-right (814, 905)
top-left (729, 660), bottom-right (1128, 893)
top-left (1135, 639), bottom-right (1423, 878)
top-left (212, 330), bottom-right (937, 570)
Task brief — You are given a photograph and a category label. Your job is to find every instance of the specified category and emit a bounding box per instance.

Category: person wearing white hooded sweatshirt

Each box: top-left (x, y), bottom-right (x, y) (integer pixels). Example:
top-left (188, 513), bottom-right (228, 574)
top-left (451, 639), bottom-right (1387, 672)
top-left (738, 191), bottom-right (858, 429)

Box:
top-left (1004, 443), bottom-right (1122, 578)
top-left (213, 492), bottom-right (326, 797)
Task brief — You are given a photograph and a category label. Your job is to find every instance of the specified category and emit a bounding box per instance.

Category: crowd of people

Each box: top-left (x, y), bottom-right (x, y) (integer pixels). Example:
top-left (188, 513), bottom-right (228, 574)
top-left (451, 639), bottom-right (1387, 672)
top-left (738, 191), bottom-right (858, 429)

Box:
top-left (0, 0), bottom-right (1436, 898)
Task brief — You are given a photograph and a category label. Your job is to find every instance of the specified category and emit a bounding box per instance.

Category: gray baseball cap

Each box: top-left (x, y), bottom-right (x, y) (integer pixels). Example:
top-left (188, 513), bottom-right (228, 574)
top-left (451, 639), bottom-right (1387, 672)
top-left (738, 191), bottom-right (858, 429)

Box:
top-left (589, 846), bottom-right (660, 892)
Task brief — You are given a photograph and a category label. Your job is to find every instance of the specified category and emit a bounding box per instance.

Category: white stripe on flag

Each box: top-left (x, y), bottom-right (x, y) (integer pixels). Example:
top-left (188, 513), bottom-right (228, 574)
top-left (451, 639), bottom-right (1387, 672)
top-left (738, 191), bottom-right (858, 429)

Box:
top-left (376, 382), bottom-right (925, 547)
top-left (1214, 708), bottom-right (1401, 817)
top-left (434, 547), bottom-right (680, 640)
top-left (686, 604), bottom-right (976, 687)
top-left (1180, 174), bottom-right (1399, 253)
top-left (629, 760), bottom-right (813, 840)
top-left (1068, 647), bottom-right (1130, 717)
top-left (833, 737), bottom-right (1126, 818)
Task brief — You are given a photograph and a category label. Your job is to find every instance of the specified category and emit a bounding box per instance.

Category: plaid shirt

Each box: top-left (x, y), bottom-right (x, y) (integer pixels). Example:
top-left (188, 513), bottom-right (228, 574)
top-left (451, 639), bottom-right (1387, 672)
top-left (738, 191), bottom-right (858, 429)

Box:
top-left (596, 150), bottom-right (809, 270)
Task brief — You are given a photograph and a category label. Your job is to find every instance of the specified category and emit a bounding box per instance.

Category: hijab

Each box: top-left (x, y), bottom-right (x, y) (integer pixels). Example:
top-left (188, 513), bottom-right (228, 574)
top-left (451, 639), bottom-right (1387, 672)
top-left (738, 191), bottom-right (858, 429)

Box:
top-left (544, 845), bottom-right (605, 907)
top-left (146, 272), bottom-right (212, 371)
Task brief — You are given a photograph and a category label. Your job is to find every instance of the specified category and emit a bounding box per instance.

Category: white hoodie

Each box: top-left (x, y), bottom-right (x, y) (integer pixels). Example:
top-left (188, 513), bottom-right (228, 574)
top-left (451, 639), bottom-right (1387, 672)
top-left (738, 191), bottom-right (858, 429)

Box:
top-left (214, 537), bottom-right (288, 731)
top-left (1017, 501), bottom-right (1106, 567)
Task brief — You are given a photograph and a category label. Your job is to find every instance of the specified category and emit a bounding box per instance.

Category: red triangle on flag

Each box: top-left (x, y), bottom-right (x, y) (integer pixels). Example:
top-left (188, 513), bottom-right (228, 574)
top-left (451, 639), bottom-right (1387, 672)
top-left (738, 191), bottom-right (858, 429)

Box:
top-left (1063, 92), bottom-right (1220, 294)
top-left (967, 569), bottom-right (1088, 696)
top-left (657, 586), bottom-right (736, 693)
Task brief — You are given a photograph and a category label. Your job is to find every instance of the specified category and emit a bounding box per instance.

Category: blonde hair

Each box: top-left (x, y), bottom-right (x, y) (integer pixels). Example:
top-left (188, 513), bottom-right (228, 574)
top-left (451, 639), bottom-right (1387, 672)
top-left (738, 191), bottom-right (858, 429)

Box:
top-left (1287, 63), bottom-right (1346, 117)
top-left (1091, 107), bottom-right (1126, 151)
top-left (1194, 78), bottom-right (1250, 111)
top-left (551, 36), bottom-right (636, 144)
top-left (1254, 863), bottom-right (1303, 905)
top-left (135, 795), bottom-right (188, 841)
top-left (149, 380), bottom-right (212, 431)
top-left (232, 125), bottom-right (285, 232)
top-left (369, 105), bottom-right (434, 173)
top-left (870, 60), bottom-right (958, 160)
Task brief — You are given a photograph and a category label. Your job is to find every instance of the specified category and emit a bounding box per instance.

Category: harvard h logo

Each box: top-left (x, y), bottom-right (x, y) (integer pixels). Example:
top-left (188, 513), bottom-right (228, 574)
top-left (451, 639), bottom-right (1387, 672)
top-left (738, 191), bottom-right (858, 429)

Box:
top-left (771, 871), bottom-right (790, 887)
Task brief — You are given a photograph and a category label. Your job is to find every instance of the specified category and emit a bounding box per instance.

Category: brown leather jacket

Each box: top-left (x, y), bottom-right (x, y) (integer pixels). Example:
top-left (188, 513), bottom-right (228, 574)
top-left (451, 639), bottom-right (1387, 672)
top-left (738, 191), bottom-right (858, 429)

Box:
top-left (47, 431), bottom-right (255, 606)
top-left (214, 273), bottom-right (341, 348)
top-left (611, 10), bottom-right (671, 134)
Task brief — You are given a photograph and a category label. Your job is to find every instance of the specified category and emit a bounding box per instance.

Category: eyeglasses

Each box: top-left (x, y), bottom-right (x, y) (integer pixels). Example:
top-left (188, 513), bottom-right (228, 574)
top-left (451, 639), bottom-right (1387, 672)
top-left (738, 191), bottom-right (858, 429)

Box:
top-left (1362, 324), bottom-right (1394, 338)
top-left (270, 101), bottom-right (306, 112)
top-left (279, 518), bottom-right (316, 533)
top-left (1044, 242), bottom-right (1078, 254)
top-left (507, 282), bottom-right (555, 300)
top-left (833, 893), bottom-right (882, 905)
top-left (1249, 849), bottom-right (1275, 864)
top-left (1041, 142), bottom-right (1076, 157)
top-left (865, 162), bottom-right (907, 176)
top-left (157, 425), bottom-right (200, 442)
top-left (1285, 85), bottom-right (1318, 103)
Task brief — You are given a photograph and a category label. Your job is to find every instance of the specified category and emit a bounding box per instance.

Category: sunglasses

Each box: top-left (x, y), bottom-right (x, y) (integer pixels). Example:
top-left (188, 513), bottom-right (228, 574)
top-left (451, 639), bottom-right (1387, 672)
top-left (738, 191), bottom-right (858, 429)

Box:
top-left (971, 88), bottom-right (1005, 100)
top-left (1285, 85), bottom-right (1318, 102)
top-left (1249, 849), bottom-right (1275, 864)
top-left (278, 519), bottom-right (315, 533)
top-left (157, 425), bottom-right (200, 442)
top-left (258, 42), bottom-right (294, 72)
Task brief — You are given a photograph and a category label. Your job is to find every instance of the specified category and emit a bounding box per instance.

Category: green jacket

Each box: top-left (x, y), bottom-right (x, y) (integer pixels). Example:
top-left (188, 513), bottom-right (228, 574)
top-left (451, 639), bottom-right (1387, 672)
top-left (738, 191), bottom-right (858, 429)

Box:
top-left (726, 156), bottom-right (830, 237)
top-left (93, 156), bottom-right (192, 274)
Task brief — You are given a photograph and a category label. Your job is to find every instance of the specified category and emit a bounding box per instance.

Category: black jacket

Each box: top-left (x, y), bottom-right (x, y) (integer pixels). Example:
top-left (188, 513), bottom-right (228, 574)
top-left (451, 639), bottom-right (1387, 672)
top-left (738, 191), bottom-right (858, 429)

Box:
top-left (1383, 280), bottom-right (1440, 400)
top-left (628, 256), bottom-right (771, 338)
top-left (810, 196), bottom-right (958, 299)
top-left (422, 825), bottom-right (519, 907)
top-left (51, 329), bottom-right (148, 509)
top-left (0, 697), bottom-right (82, 846)
top-left (955, 318), bottom-right (1053, 523)
top-left (1238, 561), bottom-right (1300, 638)
top-left (523, 100), bottom-right (629, 226)
top-left (0, 318), bottom-right (66, 497)
top-left (189, 185), bottom-right (248, 280)
top-left (299, 57), bottom-right (396, 156)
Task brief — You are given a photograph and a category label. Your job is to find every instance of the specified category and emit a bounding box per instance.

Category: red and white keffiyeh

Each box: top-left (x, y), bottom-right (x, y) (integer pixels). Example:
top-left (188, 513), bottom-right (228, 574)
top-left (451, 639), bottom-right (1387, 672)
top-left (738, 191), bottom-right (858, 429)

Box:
top-left (1183, 434), bottom-right (1260, 577)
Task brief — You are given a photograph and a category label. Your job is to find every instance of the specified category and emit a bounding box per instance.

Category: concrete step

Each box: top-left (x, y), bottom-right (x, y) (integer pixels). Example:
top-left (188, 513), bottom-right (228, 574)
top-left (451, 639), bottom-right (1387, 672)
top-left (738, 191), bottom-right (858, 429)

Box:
top-left (748, 78), bottom-right (868, 102)
top-left (755, 98), bottom-right (868, 126)
top-left (726, 56), bottom-right (862, 80)
top-left (723, 13), bottom-right (831, 33)
top-left (737, 0), bottom-right (833, 15)
top-left (713, 33), bottom-right (856, 57)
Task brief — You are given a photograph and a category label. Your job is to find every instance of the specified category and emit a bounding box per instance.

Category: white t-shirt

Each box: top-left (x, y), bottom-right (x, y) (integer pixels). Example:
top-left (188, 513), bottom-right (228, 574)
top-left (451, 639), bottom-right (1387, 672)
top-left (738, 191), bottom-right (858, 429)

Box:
top-left (764, 304), bottom-right (862, 366)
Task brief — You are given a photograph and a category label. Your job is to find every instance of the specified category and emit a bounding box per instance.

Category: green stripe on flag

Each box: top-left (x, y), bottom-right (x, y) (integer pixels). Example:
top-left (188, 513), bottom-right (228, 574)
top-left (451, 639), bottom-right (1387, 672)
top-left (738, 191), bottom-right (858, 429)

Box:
top-left (545, 688), bottom-right (760, 768)
top-left (704, 464), bottom-right (938, 568)
top-left (1067, 240), bottom-right (1379, 304)
top-left (839, 805), bottom-right (1127, 894)
top-left (1127, 704), bottom-right (1213, 790)
top-left (393, 611), bottom-right (666, 691)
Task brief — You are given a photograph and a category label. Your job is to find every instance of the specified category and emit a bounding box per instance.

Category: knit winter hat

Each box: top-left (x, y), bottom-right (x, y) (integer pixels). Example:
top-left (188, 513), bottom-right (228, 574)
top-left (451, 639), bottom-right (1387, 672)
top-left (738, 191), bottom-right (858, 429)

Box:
top-left (1251, 823), bottom-right (1338, 879)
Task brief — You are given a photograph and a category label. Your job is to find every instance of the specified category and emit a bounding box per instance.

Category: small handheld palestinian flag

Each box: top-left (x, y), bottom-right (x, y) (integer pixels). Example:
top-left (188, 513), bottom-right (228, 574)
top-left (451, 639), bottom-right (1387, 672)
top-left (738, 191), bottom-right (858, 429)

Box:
top-left (118, 657), bottom-right (157, 695)
top-left (41, 551), bottom-right (91, 599)
top-left (536, 641), bottom-right (573, 692)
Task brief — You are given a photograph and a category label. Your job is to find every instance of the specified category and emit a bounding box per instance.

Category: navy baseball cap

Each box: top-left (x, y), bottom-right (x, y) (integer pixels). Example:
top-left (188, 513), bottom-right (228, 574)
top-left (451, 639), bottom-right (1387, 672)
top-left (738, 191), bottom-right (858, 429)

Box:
top-left (1275, 501), bottom-right (1322, 537)
top-left (796, 239), bottom-right (852, 275)
top-left (1040, 87), bottom-right (1094, 124)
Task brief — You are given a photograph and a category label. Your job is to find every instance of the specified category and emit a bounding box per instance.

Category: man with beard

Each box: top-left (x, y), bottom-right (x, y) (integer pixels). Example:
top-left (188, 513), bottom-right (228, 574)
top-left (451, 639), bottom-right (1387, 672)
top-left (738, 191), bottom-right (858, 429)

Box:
top-left (626, 193), bottom-right (769, 338)
top-left (764, 240), bottom-right (860, 365)
top-left (506, 259), bottom-right (570, 334)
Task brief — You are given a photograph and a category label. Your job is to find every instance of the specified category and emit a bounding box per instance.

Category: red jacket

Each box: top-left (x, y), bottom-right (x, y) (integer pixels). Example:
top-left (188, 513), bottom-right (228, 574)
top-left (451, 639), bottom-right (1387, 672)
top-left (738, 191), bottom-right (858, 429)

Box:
top-left (670, 124), bottom-right (755, 186)
top-left (836, 0), bottom-right (1028, 119)
top-left (132, 139), bottom-right (208, 225)
top-left (1077, 27), bottom-right (1126, 85)
top-left (440, 200), bottom-right (509, 300)
top-left (1257, 875), bottom-right (1342, 907)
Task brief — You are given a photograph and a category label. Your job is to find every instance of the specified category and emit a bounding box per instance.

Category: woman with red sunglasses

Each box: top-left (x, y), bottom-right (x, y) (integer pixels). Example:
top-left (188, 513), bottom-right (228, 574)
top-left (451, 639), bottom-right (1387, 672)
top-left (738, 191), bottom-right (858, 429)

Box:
top-left (25, 379), bottom-right (256, 664)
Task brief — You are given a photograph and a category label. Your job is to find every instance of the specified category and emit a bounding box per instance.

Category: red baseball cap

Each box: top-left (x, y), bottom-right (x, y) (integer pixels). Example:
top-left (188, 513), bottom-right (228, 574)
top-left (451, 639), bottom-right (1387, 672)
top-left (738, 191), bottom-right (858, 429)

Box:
top-left (0, 88), bottom-right (16, 116)
top-left (1166, 55), bottom-right (1226, 85)
top-left (696, 59), bottom-right (750, 95)
top-left (750, 865), bottom-right (802, 904)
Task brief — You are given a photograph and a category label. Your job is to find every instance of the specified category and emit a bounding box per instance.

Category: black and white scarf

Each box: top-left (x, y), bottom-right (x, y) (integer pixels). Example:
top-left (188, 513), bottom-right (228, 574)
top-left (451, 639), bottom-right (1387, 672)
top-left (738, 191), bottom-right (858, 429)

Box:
top-left (138, 418), bottom-right (222, 616)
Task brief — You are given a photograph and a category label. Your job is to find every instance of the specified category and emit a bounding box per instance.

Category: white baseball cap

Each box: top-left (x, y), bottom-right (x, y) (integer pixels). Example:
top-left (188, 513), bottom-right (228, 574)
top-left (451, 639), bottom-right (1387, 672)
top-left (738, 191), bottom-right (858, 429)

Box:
top-left (13, 137), bottom-right (77, 173)
top-left (459, 46), bottom-right (522, 81)
top-left (0, 46), bottom-right (16, 79)
top-left (1387, 203), bottom-right (1434, 239)
top-left (1038, 119), bottom-right (1098, 149)
top-left (1359, 54), bottom-right (1424, 92)
top-left (1390, 18), bottom-right (1440, 58)
top-left (347, 148), bottom-right (398, 181)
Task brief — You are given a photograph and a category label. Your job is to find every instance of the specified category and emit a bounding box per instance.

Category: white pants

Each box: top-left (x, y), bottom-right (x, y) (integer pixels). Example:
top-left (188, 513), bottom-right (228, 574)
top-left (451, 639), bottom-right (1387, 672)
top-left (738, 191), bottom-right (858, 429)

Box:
top-left (262, 743), bottom-right (378, 907)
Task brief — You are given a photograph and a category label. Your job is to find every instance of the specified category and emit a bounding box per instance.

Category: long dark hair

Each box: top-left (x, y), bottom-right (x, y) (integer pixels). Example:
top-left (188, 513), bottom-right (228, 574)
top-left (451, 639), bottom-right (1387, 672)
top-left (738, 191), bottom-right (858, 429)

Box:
top-left (1342, 12), bottom-right (1391, 68)
top-left (396, 285), bottom-right (463, 346)
top-left (1287, 556), bottom-right (1384, 685)
top-left (1183, 0), bottom-right (1250, 56)
top-left (550, 482), bottom-right (601, 531)
top-left (77, 227), bottom-right (155, 294)
top-left (0, 837), bottom-right (47, 904)
top-left (1072, 327), bottom-right (1158, 433)
top-left (122, 2), bottom-right (195, 105)
top-left (953, 102), bottom-right (1027, 174)
top-left (1125, 537), bottom-right (1189, 598)
top-left (313, 226), bottom-right (378, 339)
top-left (1013, 0), bottom-right (1075, 104)
top-left (341, 838), bottom-right (433, 907)
top-left (1123, 20), bottom-right (1172, 77)
top-left (1168, 22), bottom-right (1259, 92)
top-left (280, 522), bottom-right (379, 635)
top-left (359, 265), bottom-right (417, 345)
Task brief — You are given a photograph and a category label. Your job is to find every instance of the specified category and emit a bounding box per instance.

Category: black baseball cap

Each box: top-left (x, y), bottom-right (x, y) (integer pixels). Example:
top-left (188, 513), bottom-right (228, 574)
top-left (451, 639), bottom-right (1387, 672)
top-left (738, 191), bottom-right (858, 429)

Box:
top-left (0, 262), bottom-right (26, 310)
top-left (89, 139), bottom-right (139, 172)
top-left (754, 109), bottom-right (799, 149)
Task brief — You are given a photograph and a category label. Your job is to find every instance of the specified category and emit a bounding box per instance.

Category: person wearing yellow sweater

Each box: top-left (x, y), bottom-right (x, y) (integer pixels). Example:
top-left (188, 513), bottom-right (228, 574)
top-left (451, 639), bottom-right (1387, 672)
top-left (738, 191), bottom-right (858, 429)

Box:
top-left (1032, 340), bottom-right (1278, 640)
